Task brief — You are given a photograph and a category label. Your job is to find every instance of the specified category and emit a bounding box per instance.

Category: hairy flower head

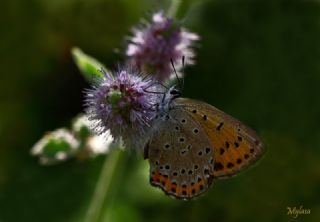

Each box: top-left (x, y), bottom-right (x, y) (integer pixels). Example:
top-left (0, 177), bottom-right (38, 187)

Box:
top-left (85, 69), bottom-right (161, 149)
top-left (126, 11), bottom-right (199, 81)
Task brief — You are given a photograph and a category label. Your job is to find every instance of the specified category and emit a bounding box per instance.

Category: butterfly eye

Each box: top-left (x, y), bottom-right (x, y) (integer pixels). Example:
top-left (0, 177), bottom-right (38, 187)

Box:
top-left (169, 89), bottom-right (181, 96)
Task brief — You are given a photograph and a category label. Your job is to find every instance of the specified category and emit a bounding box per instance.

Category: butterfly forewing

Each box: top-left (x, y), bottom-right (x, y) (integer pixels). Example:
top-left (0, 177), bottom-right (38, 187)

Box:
top-left (146, 109), bottom-right (215, 200)
top-left (173, 98), bottom-right (264, 179)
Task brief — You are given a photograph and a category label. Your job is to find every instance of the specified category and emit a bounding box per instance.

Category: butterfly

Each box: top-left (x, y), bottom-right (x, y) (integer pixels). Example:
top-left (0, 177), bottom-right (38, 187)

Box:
top-left (143, 86), bottom-right (265, 200)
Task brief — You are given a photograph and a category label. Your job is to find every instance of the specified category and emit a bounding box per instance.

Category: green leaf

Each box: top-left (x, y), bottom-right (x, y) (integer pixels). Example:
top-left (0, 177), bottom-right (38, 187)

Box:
top-left (167, 0), bottom-right (182, 18)
top-left (71, 47), bottom-right (109, 82)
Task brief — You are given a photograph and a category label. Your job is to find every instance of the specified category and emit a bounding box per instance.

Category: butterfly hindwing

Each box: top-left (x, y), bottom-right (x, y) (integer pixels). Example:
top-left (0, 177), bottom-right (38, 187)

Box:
top-left (145, 108), bottom-right (214, 200)
top-left (173, 98), bottom-right (264, 179)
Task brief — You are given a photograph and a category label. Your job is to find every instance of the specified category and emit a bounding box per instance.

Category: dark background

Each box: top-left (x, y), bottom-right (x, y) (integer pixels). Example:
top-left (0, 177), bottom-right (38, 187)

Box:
top-left (1, 0), bottom-right (319, 221)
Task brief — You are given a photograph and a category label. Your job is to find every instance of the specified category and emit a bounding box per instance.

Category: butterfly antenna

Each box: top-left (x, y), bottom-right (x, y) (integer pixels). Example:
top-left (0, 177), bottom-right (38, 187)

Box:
top-left (117, 62), bottom-right (121, 72)
top-left (170, 58), bottom-right (182, 91)
top-left (181, 56), bottom-right (185, 90)
top-left (156, 81), bottom-right (169, 90)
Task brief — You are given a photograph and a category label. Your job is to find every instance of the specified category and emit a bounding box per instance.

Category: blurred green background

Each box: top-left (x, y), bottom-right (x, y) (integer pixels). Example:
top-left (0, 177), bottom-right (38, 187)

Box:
top-left (1, 0), bottom-right (320, 221)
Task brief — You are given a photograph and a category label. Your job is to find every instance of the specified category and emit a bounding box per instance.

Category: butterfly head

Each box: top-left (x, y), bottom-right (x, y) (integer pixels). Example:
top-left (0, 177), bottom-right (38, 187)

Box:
top-left (159, 85), bottom-right (181, 111)
top-left (168, 86), bottom-right (181, 98)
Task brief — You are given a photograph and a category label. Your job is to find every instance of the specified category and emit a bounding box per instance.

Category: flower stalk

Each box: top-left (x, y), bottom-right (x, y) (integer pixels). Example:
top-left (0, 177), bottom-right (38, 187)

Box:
top-left (84, 148), bottom-right (126, 222)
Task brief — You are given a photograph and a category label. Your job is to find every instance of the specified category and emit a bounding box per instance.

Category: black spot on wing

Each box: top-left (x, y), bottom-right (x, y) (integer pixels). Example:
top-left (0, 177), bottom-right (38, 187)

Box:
top-left (216, 122), bottom-right (224, 131)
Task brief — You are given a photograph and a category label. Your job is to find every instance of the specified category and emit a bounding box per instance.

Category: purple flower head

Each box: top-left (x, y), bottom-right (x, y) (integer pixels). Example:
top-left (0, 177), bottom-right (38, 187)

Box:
top-left (85, 69), bottom-right (162, 149)
top-left (126, 11), bottom-right (199, 81)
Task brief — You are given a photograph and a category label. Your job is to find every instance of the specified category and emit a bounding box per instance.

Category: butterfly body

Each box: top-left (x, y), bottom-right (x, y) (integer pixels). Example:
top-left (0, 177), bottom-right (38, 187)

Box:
top-left (144, 87), bottom-right (264, 200)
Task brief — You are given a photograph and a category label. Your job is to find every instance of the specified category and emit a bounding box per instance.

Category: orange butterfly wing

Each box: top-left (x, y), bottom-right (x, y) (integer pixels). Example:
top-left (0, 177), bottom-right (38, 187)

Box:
top-left (174, 98), bottom-right (265, 179)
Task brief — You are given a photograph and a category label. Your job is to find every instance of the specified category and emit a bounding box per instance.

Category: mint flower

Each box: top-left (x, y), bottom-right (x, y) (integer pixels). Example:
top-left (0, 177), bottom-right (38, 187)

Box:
top-left (72, 115), bottom-right (114, 155)
top-left (31, 128), bottom-right (79, 165)
top-left (126, 11), bottom-right (199, 81)
top-left (85, 69), bottom-right (161, 149)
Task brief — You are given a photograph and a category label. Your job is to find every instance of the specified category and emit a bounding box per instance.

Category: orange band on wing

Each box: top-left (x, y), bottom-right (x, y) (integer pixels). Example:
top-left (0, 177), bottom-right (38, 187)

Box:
top-left (150, 171), bottom-right (206, 198)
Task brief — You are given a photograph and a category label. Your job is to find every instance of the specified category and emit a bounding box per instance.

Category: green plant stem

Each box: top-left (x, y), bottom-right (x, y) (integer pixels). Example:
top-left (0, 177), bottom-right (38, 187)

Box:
top-left (167, 0), bottom-right (182, 18)
top-left (84, 149), bottom-right (125, 222)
